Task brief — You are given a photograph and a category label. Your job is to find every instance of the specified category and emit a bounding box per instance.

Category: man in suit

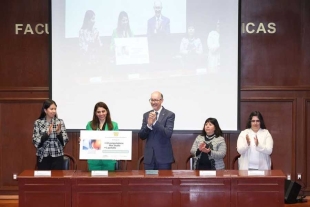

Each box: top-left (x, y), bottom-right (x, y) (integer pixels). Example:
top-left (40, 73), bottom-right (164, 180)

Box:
top-left (147, 1), bottom-right (170, 35)
top-left (138, 91), bottom-right (175, 170)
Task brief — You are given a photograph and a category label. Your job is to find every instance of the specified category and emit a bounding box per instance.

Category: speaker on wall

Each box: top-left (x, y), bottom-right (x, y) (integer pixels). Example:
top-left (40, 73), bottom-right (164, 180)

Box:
top-left (284, 180), bottom-right (301, 204)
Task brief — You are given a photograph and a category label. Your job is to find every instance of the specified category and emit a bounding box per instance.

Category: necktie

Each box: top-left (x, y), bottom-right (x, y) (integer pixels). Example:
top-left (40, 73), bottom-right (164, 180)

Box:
top-left (156, 18), bottom-right (160, 32)
top-left (155, 112), bottom-right (158, 120)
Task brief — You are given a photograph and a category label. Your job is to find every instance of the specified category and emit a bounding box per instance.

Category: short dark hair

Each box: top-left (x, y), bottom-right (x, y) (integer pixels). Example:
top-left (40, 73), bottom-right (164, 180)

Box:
top-left (245, 111), bottom-right (266, 129)
top-left (38, 99), bottom-right (57, 119)
top-left (201, 117), bottom-right (223, 137)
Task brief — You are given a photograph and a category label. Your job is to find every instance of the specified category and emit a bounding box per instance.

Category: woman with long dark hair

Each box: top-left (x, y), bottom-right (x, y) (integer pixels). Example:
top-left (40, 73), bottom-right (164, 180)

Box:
top-left (110, 11), bottom-right (133, 51)
top-left (32, 100), bottom-right (69, 170)
top-left (79, 10), bottom-right (102, 65)
top-left (237, 111), bottom-right (273, 170)
top-left (86, 102), bottom-right (118, 170)
top-left (190, 118), bottom-right (226, 170)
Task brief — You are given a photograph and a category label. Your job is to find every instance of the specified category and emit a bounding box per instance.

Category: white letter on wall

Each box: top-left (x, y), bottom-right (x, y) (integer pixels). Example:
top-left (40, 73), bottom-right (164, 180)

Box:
top-left (35, 24), bottom-right (44, 34)
top-left (268, 22), bottom-right (276, 34)
top-left (15, 24), bottom-right (23, 35)
top-left (24, 24), bottom-right (34, 34)
top-left (246, 23), bottom-right (255, 34)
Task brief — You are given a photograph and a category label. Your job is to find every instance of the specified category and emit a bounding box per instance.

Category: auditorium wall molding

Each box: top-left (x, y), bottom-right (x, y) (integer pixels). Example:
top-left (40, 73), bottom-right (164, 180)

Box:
top-left (0, 98), bottom-right (47, 102)
top-left (0, 87), bottom-right (49, 101)
top-left (0, 87), bottom-right (48, 92)
top-left (302, 98), bottom-right (310, 191)
top-left (241, 86), bottom-right (310, 91)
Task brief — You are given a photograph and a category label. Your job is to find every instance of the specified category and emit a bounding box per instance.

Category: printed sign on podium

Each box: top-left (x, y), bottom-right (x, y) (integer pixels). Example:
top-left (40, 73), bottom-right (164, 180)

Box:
top-left (79, 130), bottom-right (132, 160)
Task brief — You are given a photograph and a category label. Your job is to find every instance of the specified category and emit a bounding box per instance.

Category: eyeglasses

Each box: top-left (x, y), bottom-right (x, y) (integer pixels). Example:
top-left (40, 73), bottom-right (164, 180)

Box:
top-left (149, 99), bottom-right (162, 103)
top-left (251, 120), bottom-right (260, 123)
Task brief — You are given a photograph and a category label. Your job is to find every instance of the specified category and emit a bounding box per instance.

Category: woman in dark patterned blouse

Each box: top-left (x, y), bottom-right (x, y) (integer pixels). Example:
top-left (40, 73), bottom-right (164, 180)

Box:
top-left (32, 99), bottom-right (69, 170)
top-left (79, 10), bottom-right (102, 66)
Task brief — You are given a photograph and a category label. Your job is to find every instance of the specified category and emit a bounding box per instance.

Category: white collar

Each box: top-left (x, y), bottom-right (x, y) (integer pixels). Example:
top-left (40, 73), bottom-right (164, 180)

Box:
top-left (154, 106), bottom-right (163, 115)
top-left (249, 128), bottom-right (261, 134)
top-left (156, 15), bottom-right (162, 20)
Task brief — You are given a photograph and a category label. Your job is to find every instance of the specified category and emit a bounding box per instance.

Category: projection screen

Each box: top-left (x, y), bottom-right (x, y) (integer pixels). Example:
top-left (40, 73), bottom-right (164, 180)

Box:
top-left (51, 0), bottom-right (239, 131)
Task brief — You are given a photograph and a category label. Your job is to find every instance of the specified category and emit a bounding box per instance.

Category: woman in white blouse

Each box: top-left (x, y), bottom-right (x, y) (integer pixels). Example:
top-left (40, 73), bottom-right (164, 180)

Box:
top-left (237, 111), bottom-right (273, 170)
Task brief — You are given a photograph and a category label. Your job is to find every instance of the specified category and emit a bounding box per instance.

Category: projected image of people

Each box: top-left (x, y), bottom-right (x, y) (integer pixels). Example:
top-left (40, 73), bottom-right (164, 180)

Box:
top-left (53, 0), bottom-right (239, 131)
top-left (179, 26), bottom-right (203, 69)
top-left (207, 20), bottom-right (220, 72)
top-left (147, 1), bottom-right (172, 67)
top-left (110, 11), bottom-right (134, 55)
top-left (79, 10), bottom-right (102, 68)
top-left (147, 1), bottom-right (170, 36)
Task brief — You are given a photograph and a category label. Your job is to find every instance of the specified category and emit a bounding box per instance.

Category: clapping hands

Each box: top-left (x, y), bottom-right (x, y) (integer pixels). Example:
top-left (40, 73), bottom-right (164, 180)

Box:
top-left (47, 123), bottom-right (61, 135)
top-left (147, 111), bottom-right (157, 126)
top-left (246, 134), bottom-right (258, 146)
top-left (199, 142), bottom-right (211, 154)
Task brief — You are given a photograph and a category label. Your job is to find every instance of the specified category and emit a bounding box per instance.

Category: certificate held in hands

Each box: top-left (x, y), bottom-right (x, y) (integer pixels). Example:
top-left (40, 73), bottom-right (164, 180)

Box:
top-left (79, 130), bottom-right (132, 160)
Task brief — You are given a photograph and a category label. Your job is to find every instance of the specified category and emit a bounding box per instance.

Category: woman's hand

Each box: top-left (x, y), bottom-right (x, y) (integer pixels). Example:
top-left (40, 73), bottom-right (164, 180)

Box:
top-left (198, 142), bottom-right (206, 151)
top-left (56, 124), bottom-right (61, 135)
top-left (246, 134), bottom-right (250, 146)
top-left (201, 147), bottom-right (211, 154)
top-left (47, 124), bottom-right (53, 135)
top-left (199, 142), bottom-right (211, 153)
top-left (254, 135), bottom-right (259, 146)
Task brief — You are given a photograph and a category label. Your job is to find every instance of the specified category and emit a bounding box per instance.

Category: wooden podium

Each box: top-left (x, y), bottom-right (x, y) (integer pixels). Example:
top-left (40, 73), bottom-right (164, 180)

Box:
top-left (18, 170), bottom-right (285, 207)
top-left (18, 170), bottom-right (74, 207)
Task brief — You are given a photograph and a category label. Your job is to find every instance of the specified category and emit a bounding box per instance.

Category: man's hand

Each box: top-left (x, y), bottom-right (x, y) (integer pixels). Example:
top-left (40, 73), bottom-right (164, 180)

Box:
top-left (147, 111), bottom-right (156, 126)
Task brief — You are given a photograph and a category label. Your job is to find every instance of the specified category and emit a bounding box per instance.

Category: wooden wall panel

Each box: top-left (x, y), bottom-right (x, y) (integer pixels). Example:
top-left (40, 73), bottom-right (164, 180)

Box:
top-left (241, 0), bottom-right (305, 87)
top-left (305, 99), bottom-right (310, 191)
top-left (240, 98), bottom-right (296, 175)
top-left (171, 133), bottom-right (197, 169)
top-left (0, 0), bottom-right (49, 87)
top-left (0, 101), bottom-right (45, 193)
top-left (300, 0), bottom-right (310, 86)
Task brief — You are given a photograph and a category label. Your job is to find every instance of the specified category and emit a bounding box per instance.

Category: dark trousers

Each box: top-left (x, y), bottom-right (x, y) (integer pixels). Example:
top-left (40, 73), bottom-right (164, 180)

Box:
top-left (37, 155), bottom-right (64, 170)
top-left (144, 154), bottom-right (172, 170)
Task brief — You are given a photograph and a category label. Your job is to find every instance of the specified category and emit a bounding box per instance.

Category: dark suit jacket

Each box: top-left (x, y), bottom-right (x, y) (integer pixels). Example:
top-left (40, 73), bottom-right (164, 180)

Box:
top-left (147, 15), bottom-right (170, 35)
top-left (138, 107), bottom-right (175, 164)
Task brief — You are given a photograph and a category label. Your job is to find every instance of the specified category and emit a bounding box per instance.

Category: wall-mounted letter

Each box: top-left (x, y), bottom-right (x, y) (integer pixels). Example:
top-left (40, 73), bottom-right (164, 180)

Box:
top-left (24, 24), bottom-right (34, 34)
top-left (268, 22), bottom-right (276, 34)
top-left (15, 24), bottom-right (23, 35)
